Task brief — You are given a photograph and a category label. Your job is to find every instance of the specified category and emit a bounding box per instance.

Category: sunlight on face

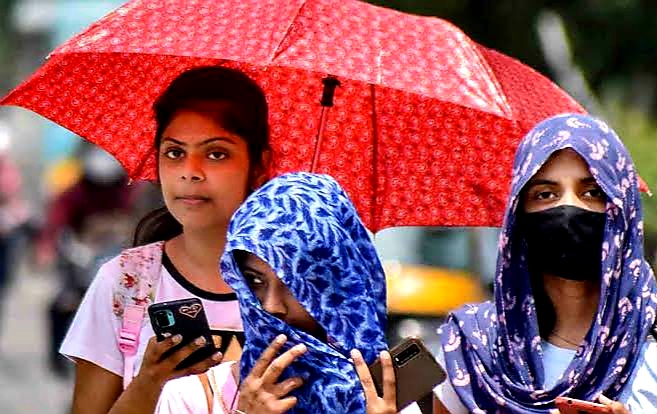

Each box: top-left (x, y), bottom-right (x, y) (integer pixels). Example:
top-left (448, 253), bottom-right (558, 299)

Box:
top-left (158, 104), bottom-right (251, 231)
top-left (521, 149), bottom-right (606, 213)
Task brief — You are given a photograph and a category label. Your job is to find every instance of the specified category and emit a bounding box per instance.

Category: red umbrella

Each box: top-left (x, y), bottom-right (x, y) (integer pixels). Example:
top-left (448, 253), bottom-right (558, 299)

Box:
top-left (1, 0), bottom-right (585, 231)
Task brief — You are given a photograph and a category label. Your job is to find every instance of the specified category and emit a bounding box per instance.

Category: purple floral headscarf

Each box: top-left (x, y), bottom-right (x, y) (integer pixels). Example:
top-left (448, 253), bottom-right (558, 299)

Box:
top-left (439, 113), bottom-right (657, 413)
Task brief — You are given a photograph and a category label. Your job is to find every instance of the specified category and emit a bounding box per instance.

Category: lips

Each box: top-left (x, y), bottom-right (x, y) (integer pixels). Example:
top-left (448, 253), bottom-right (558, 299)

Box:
top-left (176, 195), bottom-right (211, 204)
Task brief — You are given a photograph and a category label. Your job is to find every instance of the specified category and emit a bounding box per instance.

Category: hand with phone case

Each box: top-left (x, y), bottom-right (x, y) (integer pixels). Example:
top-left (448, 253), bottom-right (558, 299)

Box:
top-left (555, 396), bottom-right (612, 414)
top-left (149, 298), bottom-right (219, 369)
top-left (352, 348), bottom-right (397, 414)
top-left (133, 298), bottom-right (224, 385)
top-left (554, 395), bottom-right (629, 414)
top-left (365, 337), bottom-right (447, 411)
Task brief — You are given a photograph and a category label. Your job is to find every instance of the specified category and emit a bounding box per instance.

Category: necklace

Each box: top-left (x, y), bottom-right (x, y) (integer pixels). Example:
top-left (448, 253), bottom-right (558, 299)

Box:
top-left (550, 331), bottom-right (581, 347)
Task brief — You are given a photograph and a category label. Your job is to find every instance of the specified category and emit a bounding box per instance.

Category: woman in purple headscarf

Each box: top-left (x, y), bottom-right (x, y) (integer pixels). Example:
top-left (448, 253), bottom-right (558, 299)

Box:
top-left (434, 113), bottom-right (657, 413)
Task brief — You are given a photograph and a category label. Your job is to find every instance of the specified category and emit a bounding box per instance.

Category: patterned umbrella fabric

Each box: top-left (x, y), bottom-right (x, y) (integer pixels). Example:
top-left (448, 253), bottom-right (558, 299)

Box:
top-left (0, 0), bottom-right (585, 230)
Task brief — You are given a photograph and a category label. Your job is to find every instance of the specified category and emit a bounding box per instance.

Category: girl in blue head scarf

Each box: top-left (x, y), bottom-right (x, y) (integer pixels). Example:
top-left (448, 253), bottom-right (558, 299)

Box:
top-left (221, 172), bottom-right (398, 413)
top-left (436, 114), bottom-right (657, 413)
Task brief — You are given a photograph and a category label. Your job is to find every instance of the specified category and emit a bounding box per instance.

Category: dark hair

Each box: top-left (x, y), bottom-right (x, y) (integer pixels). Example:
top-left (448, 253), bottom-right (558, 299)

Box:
top-left (133, 66), bottom-right (270, 246)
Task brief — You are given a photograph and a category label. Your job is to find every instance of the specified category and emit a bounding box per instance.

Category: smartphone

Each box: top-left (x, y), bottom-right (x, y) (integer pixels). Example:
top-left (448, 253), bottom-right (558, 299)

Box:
top-left (555, 397), bottom-right (612, 414)
top-left (148, 298), bottom-right (217, 369)
top-left (369, 337), bottom-right (446, 410)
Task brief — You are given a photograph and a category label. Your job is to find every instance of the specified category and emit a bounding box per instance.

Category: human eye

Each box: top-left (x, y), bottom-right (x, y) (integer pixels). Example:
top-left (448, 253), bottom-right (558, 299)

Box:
top-left (207, 150), bottom-right (228, 161)
top-left (584, 186), bottom-right (605, 199)
top-left (244, 271), bottom-right (265, 288)
top-left (162, 147), bottom-right (184, 160)
top-left (534, 189), bottom-right (556, 201)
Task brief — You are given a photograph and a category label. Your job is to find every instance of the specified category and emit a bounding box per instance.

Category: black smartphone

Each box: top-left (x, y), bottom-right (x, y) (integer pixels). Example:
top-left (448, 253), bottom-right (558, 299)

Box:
top-left (369, 337), bottom-right (446, 410)
top-left (148, 298), bottom-right (217, 370)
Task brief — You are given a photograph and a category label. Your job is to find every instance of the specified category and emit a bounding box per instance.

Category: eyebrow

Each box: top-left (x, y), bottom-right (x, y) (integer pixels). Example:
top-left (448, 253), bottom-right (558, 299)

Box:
top-left (525, 178), bottom-right (557, 189)
top-left (161, 137), bottom-right (237, 146)
top-left (580, 177), bottom-right (598, 185)
top-left (241, 264), bottom-right (265, 276)
top-left (525, 176), bottom-right (598, 190)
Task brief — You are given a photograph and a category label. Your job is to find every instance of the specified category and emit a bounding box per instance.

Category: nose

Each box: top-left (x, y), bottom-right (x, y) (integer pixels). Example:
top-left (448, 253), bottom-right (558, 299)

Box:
top-left (180, 155), bottom-right (205, 182)
top-left (261, 289), bottom-right (288, 320)
top-left (558, 189), bottom-right (589, 210)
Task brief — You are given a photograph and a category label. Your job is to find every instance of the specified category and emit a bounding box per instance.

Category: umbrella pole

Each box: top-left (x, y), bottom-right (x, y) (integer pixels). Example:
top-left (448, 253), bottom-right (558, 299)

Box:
top-left (311, 76), bottom-right (340, 172)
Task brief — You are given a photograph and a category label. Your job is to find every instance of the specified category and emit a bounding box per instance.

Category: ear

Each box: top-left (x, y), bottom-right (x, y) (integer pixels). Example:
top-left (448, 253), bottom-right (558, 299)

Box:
top-left (251, 150), bottom-right (272, 189)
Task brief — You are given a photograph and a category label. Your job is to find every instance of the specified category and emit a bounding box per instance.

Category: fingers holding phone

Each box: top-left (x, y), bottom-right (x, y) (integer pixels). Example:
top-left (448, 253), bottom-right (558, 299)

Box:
top-left (365, 337), bottom-right (446, 412)
top-left (140, 298), bottom-right (226, 385)
top-left (598, 395), bottom-right (630, 414)
top-left (139, 335), bottom-right (223, 384)
top-left (236, 334), bottom-right (307, 414)
top-left (555, 396), bottom-right (614, 414)
top-left (353, 349), bottom-right (397, 414)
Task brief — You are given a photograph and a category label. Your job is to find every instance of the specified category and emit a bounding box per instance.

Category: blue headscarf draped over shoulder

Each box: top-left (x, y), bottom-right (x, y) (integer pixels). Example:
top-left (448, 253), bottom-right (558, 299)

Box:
top-left (221, 172), bottom-right (388, 413)
top-left (440, 114), bottom-right (657, 413)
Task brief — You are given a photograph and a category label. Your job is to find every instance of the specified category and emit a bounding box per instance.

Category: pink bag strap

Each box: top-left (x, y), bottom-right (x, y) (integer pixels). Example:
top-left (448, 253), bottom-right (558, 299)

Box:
top-left (118, 304), bottom-right (146, 389)
top-left (113, 241), bottom-right (165, 389)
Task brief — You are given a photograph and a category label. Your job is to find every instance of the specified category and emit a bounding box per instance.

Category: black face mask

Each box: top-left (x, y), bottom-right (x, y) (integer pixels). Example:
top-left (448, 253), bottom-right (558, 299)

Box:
top-left (519, 205), bottom-right (606, 281)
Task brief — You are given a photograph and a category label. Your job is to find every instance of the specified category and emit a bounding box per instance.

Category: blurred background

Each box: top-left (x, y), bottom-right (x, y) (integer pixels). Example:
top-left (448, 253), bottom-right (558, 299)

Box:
top-left (0, 0), bottom-right (656, 412)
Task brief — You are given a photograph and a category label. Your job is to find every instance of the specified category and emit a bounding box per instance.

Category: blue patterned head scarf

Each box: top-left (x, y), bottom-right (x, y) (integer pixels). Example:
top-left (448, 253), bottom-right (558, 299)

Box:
top-left (221, 172), bottom-right (388, 413)
top-left (439, 113), bottom-right (657, 413)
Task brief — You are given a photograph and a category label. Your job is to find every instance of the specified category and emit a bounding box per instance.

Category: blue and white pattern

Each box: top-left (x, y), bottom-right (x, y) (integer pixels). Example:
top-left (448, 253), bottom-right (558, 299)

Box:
top-left (221, 172), bottom-right (388, 413)
top-left (439, 113), bottom-right (657, 413)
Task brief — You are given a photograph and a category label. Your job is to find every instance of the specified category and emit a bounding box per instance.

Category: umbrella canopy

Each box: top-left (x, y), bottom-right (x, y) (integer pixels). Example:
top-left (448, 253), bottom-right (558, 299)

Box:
top-left (1, 0), bottom-right (585, 231)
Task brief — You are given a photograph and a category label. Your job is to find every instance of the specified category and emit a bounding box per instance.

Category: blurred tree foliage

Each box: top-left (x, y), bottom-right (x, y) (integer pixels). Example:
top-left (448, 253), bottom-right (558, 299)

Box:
top-left (0, 0), bottom-right (17, 90)
top-left (0, 0), bottom-right (16, 53)
top-left (606, 103), bottom-right (657, 240)
top-left (366, 0), bottom-right (656, 114)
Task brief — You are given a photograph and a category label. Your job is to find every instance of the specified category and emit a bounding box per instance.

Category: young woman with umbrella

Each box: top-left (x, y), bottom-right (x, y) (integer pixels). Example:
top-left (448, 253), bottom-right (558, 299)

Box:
top-left (435, 113), bottom-right (657, 413)
top-left (59, 66), bottom-right (271, 413)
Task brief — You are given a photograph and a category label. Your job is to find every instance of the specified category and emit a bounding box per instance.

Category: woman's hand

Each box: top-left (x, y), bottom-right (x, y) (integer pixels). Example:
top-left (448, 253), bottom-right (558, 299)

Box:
top-left (599, 395), bottom-right (630, 414)
top-left (236, 334), bottom-right (307, 414)
top-left (137, 335), bottom-right (223, 386)
top-left (551, 395), bottom-right (630, 414)
top-left (352, 349), bottom-right (397, 414)
top-left (102, 335), bottom-right (222, 414)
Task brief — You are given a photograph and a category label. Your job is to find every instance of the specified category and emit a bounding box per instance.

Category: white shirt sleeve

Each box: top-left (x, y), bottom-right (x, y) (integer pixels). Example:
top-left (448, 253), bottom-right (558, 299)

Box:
top-left (60, 256), bottom-right (124, 377)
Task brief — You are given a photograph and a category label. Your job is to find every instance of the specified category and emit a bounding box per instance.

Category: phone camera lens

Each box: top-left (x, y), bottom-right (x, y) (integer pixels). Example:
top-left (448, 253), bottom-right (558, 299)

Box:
top-left (155, 310), bottom-right (175, 328)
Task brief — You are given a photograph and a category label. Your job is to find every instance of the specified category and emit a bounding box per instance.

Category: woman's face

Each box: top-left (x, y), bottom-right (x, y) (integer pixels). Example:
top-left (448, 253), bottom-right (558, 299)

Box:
top-left (521, 149), bottom-right (606, 213)
top-left (158, 106), bottom-right (252, 232)
top-left (239, 252), bottom-right (326, 340)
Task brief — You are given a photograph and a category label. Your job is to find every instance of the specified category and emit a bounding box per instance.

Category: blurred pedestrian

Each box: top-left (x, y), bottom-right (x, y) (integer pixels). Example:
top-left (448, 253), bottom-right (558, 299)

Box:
top-left (435, 114), bottom-right (657, 413)
top-left (0, 146), bottom-right (30, 335)
top-left (36, 145), bottom-right (137, 377)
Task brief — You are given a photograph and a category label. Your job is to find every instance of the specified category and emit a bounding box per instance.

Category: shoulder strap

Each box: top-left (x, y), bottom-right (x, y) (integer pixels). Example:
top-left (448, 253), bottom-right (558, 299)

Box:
top-left (199, 373), bottom-right (214, 413)
top-left (113, 241), bottom-right (165, 389)
top-left (206, 362), bottom-right (240, 413)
